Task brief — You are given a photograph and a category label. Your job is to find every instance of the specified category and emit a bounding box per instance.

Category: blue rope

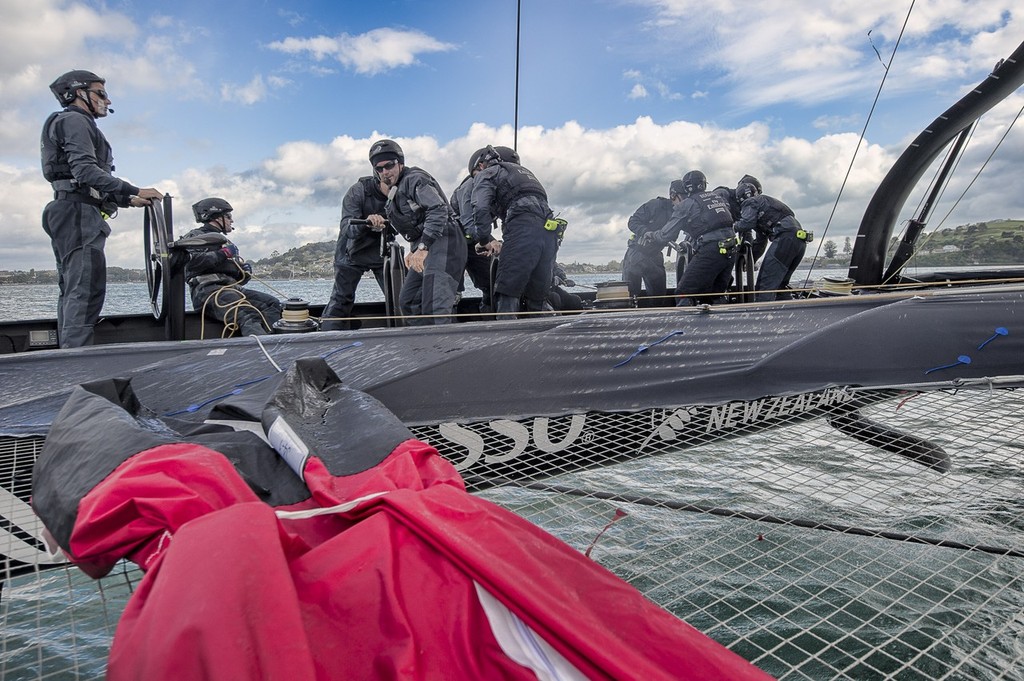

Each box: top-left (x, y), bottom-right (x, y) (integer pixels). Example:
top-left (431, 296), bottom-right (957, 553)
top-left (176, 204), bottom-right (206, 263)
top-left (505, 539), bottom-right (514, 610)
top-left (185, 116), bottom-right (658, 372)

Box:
top-left (924, 354), bottom-right (971, 375)
top-left (977, 327), bottom-right (1008, 350)
top-left (164, 388), bottom-right (244, 416)
top-left (322, 340), bottom-right (363, 359)
top-left (613, 330), bottom-right (685, 368)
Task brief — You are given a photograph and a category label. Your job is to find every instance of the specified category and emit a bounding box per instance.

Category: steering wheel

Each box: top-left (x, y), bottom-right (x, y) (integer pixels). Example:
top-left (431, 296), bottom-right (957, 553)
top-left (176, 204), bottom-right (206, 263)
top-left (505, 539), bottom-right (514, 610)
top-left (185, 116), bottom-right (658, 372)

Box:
top-left (143, 196), bottom-right (174, 319)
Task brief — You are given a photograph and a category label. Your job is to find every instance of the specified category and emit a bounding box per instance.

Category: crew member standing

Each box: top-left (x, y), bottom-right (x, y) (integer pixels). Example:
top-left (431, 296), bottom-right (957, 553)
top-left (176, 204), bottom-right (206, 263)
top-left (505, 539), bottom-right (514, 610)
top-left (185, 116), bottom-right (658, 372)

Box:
top-left (321, 174), bottom-right (391, 330)
top-left (450, 147), bottom-right (495, 313)
top-left (622, 183), bottom-right (676, 305)
top-left (369, 139), bottom-right (466, 325)
top-left (734, 183), bottom-right (809, 301)
top-left (471, 146), bottom-right (557, 318)
top-left (657, 170), bottom-right (738, 306)
top-left (181, 198), bottom-right (282, 336)
top-left (40, 69), bottom-right (163, 348)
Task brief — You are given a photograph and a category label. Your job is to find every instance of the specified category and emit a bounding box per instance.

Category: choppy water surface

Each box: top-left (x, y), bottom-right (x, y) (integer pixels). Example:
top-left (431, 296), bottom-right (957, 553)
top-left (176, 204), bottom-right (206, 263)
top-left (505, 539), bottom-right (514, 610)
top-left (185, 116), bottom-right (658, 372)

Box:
top-left (0, 275), bottom-right (614, 322)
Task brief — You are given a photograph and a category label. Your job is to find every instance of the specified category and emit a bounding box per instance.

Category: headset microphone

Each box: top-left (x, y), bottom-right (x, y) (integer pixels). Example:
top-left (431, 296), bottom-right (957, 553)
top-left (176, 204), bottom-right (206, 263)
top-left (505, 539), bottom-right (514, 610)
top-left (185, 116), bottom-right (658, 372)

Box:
top-left (107, 107), bottom-right (114, 114)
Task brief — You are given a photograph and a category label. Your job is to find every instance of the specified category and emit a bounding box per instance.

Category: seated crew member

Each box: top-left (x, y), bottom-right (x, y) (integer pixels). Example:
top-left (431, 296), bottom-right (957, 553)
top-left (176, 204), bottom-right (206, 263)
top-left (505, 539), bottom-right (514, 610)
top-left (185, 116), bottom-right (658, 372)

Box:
top-left (734, 182), bottom-right (809, 302)
top-left (657, 170), bottom-right (738, 306)
top-left (471, 146), bottom-right (557, 319)
top-left (321, 174), bottom-right (391, 331)
top-left (623, 183), bottom-right (676, 306)
top-left (368, 139), bottom-right (467, 325)
top-left (181, 198), bottom-right (282, 336)
top-left (547, 264), bottom-right (583, 312)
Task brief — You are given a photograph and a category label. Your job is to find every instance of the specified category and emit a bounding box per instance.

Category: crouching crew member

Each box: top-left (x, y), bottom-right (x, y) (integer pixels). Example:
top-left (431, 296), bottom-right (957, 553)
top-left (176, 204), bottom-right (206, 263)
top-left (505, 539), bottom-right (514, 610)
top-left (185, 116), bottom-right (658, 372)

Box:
top-left (734, 183), bottom-right (809, 301)
top-left (182, 198), bottom-right (282, 336)
top-left (657, 170), bottom-right (738, 306)
top-left (471, 146), bottom-right (557, 318)
top-left (321, 174), bottom-right (390, 330)
top-left (369, 139), bottom-right (466, 325)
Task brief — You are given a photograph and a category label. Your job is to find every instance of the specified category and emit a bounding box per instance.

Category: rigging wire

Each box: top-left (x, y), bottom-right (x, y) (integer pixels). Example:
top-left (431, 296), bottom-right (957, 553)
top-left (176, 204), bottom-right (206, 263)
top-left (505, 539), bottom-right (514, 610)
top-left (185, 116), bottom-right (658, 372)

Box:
top-left (514, 0), bottom-right (521, 152)
top-left (877, 123), bottom-right (976, 285)
top-left (886, 99), bottom-right (1024, 280)
top-left (922, 101), bottom-right (1024, 238)
top-left (807, 0), bottom-right (916, 281)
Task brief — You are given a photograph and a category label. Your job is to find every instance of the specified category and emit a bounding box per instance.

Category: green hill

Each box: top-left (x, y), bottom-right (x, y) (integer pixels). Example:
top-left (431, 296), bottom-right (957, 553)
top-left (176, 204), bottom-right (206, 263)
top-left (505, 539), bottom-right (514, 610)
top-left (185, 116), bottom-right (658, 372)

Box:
top-left (901, 218), bottom-right (1024, 266)
top-left (253, 241), bottom-right (335, 279)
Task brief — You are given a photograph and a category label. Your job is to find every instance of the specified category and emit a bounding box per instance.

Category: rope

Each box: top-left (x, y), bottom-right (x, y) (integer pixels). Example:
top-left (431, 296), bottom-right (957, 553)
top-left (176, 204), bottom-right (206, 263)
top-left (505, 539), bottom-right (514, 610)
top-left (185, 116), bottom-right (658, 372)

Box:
top-left (807, 0), bottom-right (916, 281)
top-left (196, 261), bottom-right (273, 339)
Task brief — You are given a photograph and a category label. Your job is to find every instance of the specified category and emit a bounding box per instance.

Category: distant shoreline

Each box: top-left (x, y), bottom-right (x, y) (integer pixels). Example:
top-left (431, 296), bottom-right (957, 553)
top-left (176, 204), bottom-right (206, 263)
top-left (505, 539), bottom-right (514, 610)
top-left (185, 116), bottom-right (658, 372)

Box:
top-left (0, 260), bottom-right (854, 285)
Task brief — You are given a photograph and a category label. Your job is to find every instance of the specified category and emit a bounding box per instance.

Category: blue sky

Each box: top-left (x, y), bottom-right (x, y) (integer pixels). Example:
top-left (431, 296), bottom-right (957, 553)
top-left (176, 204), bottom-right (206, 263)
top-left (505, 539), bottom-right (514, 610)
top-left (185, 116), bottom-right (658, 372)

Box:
top-left (2, 0), bottom-right (1023, 271)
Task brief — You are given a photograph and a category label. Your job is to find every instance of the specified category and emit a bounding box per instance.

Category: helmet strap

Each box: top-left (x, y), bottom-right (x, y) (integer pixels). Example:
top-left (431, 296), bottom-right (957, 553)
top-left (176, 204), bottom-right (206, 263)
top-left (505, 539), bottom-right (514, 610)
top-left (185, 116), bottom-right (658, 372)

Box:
top-left (76, 89), bottom-right (99, 117)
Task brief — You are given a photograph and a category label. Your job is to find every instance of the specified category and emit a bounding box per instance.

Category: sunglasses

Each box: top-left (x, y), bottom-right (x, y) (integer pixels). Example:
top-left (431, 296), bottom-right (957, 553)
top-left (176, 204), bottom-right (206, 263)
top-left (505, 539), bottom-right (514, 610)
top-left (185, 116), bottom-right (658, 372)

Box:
top-left (87, 88), bottom-right (109, 99)
top-left (374, 160), bottom-right (398, 172)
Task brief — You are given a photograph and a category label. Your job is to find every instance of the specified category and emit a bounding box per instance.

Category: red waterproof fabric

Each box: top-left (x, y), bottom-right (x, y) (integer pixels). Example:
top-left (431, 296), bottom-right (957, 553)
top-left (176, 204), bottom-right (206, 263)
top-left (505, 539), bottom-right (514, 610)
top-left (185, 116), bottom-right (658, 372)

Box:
top-left (67, 439), bottom-right (773, 680)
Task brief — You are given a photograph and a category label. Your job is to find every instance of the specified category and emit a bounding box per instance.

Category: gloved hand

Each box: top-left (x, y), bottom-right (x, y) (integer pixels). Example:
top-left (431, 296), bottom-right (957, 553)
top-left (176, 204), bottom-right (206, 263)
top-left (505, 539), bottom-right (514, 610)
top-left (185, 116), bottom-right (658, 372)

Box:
top-left (637, 231), bottom-right (660, 248)
top-left (220, 243), bottom-right (239, 259)
top-left (241, 261), bottom-right (253, 274)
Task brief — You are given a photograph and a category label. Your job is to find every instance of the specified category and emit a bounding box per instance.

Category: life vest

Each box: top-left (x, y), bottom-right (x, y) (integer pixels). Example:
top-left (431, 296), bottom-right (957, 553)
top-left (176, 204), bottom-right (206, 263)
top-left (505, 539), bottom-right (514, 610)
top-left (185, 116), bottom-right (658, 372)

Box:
top-left (688, 190), bottom-right (735, 240)
top-left (40, 108), bottom-right (114, 183)
top-left (489, 161), bottom-right (547, 218)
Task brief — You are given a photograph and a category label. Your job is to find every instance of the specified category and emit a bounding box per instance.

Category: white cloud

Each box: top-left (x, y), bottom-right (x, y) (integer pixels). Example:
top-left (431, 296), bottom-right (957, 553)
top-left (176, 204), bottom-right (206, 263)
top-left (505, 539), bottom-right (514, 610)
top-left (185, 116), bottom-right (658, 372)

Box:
top-left (222, 75), bottom-right (268, 105)
top-left (6, 91), bottom-right (1024, 273)
top-left (267, 27), bottom-right (455, 76)
top-left (628, 83), bottom-right (648, 99)
top-left (632, 0), bottom-right (1021, 109)
top-left (0, 0), bottom-right (200, 158)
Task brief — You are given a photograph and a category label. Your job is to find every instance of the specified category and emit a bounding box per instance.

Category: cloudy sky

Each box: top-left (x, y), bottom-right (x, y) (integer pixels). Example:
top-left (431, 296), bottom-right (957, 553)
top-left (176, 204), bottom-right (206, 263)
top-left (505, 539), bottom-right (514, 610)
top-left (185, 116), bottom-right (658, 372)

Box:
top-left (2, 0), bottom-right (1023, 271)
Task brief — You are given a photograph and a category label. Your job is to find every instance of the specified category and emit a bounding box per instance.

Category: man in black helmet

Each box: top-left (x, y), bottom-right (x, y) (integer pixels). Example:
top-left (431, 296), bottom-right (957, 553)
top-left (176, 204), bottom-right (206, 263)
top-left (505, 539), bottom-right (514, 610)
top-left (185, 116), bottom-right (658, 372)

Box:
top-left (657, 170), bottom-right (738, 306)
top-left (470, 146), bottom-right (557, 318)
top-left (449, 147), bottom-right (495, 313)
top-left (321, 172), bottom-right (391, 330)
top-left (368, 139), bottom-right (467, 325)
top-left (711, 174), bottom-right (763, 221)
top-left (621, 182), bottom-right (676, 306)
top-left (733, 183), bottom-right (808, 302)
top-left (180, 198), bottom-right (283, 336)
top-left (40, 69), bottom-right (163, 348)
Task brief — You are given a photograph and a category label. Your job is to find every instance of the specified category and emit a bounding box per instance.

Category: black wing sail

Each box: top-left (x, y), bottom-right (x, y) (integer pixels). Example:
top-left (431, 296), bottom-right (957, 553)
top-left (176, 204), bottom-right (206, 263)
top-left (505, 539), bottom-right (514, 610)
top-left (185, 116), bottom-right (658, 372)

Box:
top-left (849, 39), bottom-right (1024, 285)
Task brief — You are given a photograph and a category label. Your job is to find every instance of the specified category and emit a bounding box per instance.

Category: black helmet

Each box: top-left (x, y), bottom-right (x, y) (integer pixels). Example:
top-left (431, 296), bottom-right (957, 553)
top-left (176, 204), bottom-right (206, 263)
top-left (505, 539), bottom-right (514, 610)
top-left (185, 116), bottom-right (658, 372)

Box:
top-left (477, 145), bottom-right (503, 167)
top-left (49, 70), bottom-right (104, 106)
top-left (735, 182), bottom-right (758, 202)
top-left (192, 197), bottom-right (233, 223)
top-left (669, 179), bottom-right (685, 198)
top-left (468, 147), bottom-right (488, 174)
top-left (682, 170), bottom-right (707, 196)
top-left (368, 139), bottom-right (404, 166)
top-left (739, 174), bottom-right (762, 194)
top-left (494, 146), bottom-right (520, 164)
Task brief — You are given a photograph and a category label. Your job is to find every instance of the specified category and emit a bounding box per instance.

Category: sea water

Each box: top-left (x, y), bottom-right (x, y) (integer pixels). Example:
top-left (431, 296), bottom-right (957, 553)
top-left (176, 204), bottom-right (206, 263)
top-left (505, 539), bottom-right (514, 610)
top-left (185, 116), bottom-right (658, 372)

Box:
top-left (0, 273), bottom-right (634, 322)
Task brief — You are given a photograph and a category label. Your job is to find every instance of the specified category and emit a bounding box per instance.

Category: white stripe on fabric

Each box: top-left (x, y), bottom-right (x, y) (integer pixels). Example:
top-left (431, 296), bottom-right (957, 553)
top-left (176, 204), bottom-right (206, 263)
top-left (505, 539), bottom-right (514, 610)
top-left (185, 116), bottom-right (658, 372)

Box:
top-left (274, 492), bottom-right (389, 520)
top-left (474, 582), bottom-right (588, 681)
